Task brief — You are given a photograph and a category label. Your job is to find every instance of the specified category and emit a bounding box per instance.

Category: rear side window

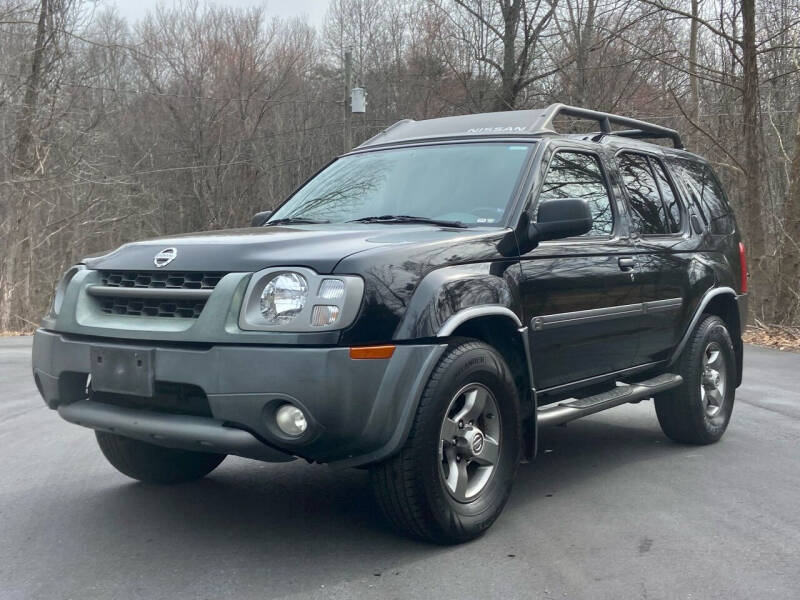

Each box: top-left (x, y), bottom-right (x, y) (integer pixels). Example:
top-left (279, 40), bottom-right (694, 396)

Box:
top-left (617, 153), bottom-right (680, 235)
top-left (651, 160), bottom-right (681, 232)
top-left (538, 151), bottom-right (614, 236)
top-left (671, 159), bottom-right (735, 234)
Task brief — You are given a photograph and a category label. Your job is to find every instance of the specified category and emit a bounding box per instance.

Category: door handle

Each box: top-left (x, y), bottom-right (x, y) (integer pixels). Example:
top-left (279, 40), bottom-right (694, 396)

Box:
top-left (618, 257), bottom-right (636, 271)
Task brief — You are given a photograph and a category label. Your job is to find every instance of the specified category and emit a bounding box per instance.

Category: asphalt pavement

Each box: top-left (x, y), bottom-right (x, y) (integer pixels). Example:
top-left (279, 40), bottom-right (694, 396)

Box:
top-left (1, 336), bottom-right (798, 599)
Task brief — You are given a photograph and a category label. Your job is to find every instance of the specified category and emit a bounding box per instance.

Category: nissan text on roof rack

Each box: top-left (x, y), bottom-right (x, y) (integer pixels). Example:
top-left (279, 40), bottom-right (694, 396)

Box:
top-left (32, 104), bottom-right (747, 544)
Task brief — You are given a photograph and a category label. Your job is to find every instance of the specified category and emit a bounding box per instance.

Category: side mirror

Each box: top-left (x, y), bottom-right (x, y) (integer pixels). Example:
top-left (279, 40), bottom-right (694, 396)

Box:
top-left (528, 198), bottom-right (592, 243)
top-left (251, 210), bottom-right (273, 227)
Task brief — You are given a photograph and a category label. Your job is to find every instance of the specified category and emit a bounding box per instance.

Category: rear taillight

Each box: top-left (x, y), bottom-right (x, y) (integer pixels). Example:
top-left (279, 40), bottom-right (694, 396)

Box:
top-left (739, 242), bottom-right (748, 293)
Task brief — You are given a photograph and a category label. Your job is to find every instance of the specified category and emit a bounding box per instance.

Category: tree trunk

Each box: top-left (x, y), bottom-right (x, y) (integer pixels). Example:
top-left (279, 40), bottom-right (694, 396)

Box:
top-left (494, 0), bottom-right (521, 111)
top-left (3, 0), bottom-right (50, 330)
top-left (781, 112), bottom-right (800, 322)
top-left (12, 0), bottom-right (49, 175)
top-left (688, 0), bottom-right (699, 119)
top-left (740, 0), bottom-right (769, 321)
top-left (567, 0), bottom-right (595, 107)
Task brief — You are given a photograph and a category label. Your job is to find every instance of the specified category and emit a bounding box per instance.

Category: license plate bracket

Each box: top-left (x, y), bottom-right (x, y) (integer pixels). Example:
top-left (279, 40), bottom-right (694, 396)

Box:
top-left (90, 346), bottom-right (155, 397)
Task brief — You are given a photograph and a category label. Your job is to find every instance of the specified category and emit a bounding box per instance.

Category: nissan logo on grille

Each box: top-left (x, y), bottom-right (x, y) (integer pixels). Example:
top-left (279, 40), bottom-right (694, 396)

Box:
top-left (153, 247), bottom-right (177, 268)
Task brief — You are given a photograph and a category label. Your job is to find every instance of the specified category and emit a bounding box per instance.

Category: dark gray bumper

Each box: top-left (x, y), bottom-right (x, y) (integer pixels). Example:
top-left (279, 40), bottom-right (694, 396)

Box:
top-left (736, 293), bottom-right (748, 329)
top-left (58, 400), bottom-right (295, 462)
top-left (32, 329), bottom-right (446, 468)
top-left (735, 293), bottom-right (748, 386)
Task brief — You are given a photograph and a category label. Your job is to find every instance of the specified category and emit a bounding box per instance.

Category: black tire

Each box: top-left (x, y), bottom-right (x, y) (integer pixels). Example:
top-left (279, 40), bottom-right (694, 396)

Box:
top-left (95, 431), bottom-right (226, 484)
top-left (655, 314), bottom-right (736, 444)
top-left (369, 340), bottom-right (521, 544)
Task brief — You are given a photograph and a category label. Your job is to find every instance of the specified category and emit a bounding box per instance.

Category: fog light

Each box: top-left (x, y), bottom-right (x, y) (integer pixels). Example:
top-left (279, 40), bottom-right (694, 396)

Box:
top-left (275, 404), bottom-right (307, 436)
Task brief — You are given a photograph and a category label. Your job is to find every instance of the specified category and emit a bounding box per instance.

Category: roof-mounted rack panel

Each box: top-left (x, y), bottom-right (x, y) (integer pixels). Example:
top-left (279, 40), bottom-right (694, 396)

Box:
top-left (538, 104), bottom-right (684, 149)
top-left (356, 103), bottom-right (684, 150)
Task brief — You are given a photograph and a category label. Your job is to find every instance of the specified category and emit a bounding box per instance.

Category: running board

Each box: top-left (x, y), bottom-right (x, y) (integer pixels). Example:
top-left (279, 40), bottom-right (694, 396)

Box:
top-left (537, 373), bottom-right (682, 427)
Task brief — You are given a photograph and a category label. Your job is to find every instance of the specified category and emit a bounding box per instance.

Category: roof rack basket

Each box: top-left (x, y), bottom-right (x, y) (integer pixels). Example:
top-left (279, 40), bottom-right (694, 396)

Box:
top-left (537, 104), bottom-right (684, 149)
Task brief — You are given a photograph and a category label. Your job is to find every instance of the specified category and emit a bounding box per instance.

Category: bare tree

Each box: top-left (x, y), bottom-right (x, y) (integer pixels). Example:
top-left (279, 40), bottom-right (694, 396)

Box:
top-left (1, 0), bottom-right (799, 330)
top-left (430, 0), bottom-right (560, 110)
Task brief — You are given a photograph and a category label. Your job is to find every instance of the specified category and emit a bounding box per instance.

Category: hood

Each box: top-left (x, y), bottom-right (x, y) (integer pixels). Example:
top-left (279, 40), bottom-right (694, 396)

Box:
top-left (82, 224), bottom-right (499, 274)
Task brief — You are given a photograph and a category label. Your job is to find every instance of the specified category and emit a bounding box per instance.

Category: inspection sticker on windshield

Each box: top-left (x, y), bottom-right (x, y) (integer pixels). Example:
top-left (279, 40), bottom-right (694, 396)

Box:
top-left (507, 146), bottom-right (528, 151)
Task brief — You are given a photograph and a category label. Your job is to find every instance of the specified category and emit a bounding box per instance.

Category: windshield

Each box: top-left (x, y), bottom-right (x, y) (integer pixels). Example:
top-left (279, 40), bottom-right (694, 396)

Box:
top-left (269, 142), bottom-right (534, 227)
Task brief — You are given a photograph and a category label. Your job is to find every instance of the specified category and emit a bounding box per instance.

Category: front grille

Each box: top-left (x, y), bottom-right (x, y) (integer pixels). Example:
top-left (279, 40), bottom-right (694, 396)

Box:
top-left (93, 270), bottom-right (227, 319)
top-left (90, 382), bottom-right (213, 417)
top-left (99, 270), bottom-right (225, 290)
top-left (98, 296), bottom-right (207, 318)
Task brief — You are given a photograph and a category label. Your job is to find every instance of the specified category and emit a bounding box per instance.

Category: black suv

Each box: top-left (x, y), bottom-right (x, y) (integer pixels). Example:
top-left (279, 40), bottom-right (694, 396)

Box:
top-left (32, 105), bottom-right (747, 544)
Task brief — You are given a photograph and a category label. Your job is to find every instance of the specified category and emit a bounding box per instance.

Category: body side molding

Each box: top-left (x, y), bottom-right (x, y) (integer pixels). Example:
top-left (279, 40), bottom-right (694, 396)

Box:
top-left (531, 298), bottom-right (682, 331)
top-left (532, 302), bottom-right (641, 330)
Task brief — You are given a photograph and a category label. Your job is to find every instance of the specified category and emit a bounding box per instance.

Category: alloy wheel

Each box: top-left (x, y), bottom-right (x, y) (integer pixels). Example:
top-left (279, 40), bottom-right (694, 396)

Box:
top-left (701, 341), bottom-right (727, 420)
top-left (438, 383), bottom-right (501, 503)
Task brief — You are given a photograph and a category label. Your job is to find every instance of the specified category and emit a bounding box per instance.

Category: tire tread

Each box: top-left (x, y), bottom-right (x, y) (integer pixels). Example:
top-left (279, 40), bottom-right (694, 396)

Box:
top-left (95, 431), bottom-right (225, 484)
top-left (655, 314), bottom-right (735, 444)
top-left (370, 341), bottom-right (517, 543)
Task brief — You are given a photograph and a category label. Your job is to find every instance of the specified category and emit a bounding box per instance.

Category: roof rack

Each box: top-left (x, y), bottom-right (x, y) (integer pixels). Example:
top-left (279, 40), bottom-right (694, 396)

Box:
top-left (356, 103), bottom-right (685, 150)
top-left (537, 104), bottom-right (684, 149)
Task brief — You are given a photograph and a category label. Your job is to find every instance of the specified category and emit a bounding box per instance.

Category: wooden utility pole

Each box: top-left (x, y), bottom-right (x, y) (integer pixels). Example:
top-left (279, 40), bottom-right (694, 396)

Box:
top-left (343, 49), bottom-right (352, 153)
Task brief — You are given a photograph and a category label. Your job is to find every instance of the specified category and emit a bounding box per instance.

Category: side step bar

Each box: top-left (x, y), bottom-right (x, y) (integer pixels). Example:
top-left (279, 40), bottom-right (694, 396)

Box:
top-left (537, 373), bottom-right (682, 427)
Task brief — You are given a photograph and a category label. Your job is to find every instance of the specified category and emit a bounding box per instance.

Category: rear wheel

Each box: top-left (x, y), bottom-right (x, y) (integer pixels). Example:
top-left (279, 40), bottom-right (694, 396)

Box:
top-left (655, 315), bottom-right (736, 444)
top-left (370, 340), bottom-right (521, 544)
top-left (95, 431), bottom-right (226, 484)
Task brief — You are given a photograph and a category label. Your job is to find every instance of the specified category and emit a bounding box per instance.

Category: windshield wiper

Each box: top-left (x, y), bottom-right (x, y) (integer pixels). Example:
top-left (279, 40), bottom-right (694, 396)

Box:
top-left (263, 217), bottom-right (330, 226)
top-left (348, 215), bottom-right (467, 228)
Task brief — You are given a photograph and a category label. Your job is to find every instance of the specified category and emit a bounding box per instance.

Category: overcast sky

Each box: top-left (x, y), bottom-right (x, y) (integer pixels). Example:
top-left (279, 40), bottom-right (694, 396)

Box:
top-left (106, 0), bottom-right (331, 27)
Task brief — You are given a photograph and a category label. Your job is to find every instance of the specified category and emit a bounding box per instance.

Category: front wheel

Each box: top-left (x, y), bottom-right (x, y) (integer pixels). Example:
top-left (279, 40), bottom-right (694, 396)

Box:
top-left (370, 341), bottom-right (521, 544)
top-left (655, 315), bottom-right (736, 444)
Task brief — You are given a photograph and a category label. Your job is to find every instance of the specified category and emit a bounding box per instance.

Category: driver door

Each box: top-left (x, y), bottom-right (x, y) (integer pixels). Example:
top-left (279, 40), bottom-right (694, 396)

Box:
top-left (518, 144), bottom-right (643, 390)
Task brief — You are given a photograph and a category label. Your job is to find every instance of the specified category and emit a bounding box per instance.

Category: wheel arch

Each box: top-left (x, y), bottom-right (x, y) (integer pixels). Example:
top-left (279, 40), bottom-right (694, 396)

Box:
top-left (392, 263), bottom-right (523, 341)
top-left (670, 287), bottom-right (743, 386)
top-left (442, 311), bottom-right (535, 457)
top-left (703, 293), bottom-right (743, 387)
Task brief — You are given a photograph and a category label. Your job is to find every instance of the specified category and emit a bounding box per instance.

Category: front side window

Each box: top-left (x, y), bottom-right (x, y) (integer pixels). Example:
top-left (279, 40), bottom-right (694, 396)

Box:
top-left (270, 143), bottom-right (534, 227)
top-left (537, 151), bottom-right (614, 236)
top-left (617, 152), bottom-right (681, 235)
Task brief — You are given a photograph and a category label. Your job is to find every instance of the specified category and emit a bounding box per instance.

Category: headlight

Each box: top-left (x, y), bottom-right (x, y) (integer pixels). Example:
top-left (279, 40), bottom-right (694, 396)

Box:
top-left (259, 272), bottom-right (308, 324)
top-left (239, 267), bottom-right (364, 332)
top-left (50, 265), bottom-right (85, 316)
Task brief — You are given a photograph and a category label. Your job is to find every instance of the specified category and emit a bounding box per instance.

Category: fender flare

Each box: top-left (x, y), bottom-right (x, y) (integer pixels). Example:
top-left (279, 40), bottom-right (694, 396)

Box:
top-left (436, 304), bottom-right (538, 461)
top-left (436, 305), bottom-right (522, 336)
top-left (668, 286), bottom-right (736, 365)
top-left (393, 262), bottom-right (522, 340)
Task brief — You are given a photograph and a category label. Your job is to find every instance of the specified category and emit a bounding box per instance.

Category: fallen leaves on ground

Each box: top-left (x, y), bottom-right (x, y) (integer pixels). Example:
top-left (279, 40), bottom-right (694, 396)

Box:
top-left (743, 325), bottom-right (800, 352)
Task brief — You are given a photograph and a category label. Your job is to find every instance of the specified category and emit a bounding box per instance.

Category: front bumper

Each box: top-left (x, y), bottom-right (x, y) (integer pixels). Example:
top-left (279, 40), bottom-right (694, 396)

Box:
top-left (33, 329), bottom-right (446, 467)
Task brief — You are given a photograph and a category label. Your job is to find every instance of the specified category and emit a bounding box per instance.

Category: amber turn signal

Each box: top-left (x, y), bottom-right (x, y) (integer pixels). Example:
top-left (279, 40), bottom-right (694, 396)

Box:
top-left (349, 345), bottom-right (396, 360)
